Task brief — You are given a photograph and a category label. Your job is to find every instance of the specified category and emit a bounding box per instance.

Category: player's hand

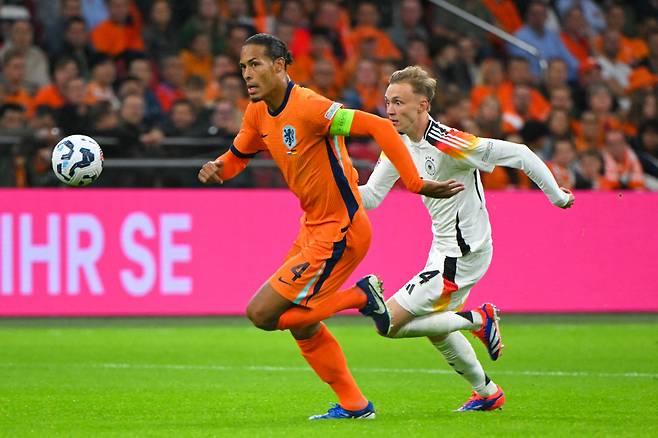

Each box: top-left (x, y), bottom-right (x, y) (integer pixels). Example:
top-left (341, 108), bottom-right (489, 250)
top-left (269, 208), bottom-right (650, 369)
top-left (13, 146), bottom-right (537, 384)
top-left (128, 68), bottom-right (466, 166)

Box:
top-left (419, 179), bottom-right (465, 198)
top-left (198, 159), bottom-right (224, 184)
top-left (559, 187), bottom-right (575, 209)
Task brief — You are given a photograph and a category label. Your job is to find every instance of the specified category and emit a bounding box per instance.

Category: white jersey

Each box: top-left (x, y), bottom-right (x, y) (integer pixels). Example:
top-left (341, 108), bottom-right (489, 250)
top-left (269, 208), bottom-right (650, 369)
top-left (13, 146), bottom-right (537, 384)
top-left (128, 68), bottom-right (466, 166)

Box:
top-left (359, 115), bottom-right (570, 258)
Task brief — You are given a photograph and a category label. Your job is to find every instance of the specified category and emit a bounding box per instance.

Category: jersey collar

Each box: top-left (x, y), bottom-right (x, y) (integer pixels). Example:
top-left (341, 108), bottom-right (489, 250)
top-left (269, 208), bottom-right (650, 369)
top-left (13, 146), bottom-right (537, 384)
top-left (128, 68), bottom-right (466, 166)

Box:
top-left (268, 80), bottom-right (295, 117)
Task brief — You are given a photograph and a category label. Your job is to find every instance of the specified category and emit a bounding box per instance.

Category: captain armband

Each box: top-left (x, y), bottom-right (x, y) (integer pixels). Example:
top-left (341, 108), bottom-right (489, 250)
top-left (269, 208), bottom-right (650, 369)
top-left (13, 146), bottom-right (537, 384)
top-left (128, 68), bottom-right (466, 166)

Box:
top-left (329, 109), bottom-right (356, 137)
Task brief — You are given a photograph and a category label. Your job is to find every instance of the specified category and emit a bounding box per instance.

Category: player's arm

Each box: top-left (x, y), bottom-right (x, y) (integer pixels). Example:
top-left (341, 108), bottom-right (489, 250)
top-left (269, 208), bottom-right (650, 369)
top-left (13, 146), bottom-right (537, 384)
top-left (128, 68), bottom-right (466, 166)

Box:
top-left (198, 145), bottom-right (255, 184)
top-left (198, 105), bottom-right (264, 184)
top-left (330, 109), bottom-right (463, 198)
top-left (358, 153), bottom-right (400, 210)
top-left (483, 138), bottom-right (575, 208)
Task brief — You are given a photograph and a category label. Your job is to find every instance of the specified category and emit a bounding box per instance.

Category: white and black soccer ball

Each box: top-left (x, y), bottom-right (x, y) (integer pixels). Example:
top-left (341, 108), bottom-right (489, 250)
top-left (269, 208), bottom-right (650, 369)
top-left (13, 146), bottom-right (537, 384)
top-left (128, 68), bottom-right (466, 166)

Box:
top-left (51, 135), bottom-right (104, 187)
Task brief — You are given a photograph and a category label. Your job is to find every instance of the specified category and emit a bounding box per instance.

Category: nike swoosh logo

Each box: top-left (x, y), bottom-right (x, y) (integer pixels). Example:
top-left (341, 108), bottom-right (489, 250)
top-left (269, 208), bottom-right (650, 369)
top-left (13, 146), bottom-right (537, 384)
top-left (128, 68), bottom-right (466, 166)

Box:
top-left (278, 276), bottom-right (291, 285)
top-left (261, 134), bottom-right (268, 138)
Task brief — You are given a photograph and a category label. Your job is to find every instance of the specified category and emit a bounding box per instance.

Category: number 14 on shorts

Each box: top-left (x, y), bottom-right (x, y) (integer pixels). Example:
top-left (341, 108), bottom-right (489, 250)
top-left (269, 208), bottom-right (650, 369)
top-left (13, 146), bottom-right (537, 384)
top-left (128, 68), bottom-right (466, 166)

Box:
top-left (405, 270), bottom-right (440, 294)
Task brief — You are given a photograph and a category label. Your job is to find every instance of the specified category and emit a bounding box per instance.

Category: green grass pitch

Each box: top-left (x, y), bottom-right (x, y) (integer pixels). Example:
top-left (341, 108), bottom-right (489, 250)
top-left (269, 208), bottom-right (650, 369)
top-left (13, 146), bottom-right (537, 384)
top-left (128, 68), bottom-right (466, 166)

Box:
top-left (1, 314), bottom-right (657, 437)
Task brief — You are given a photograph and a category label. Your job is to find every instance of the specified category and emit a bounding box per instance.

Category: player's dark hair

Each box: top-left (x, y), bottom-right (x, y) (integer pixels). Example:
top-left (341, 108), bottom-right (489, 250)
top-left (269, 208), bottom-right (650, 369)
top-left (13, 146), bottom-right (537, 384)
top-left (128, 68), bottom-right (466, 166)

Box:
top-left (244, 33), bottom-right (293, 66)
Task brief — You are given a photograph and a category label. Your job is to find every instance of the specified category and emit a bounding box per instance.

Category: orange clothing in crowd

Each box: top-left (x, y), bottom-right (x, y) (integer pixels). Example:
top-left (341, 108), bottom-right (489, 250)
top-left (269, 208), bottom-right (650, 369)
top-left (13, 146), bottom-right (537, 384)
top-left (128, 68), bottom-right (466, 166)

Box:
top-left (84, 82), bottom-right (117, 106)
top-left (32, 84), bottom-right (66, 109)
top-left (592, 35), bottom-right (648, 65)
top-left (4, 88), bottom-right (33, 114)
top-left (349, 26), bottom-right (402, 61)
top-left (481, 0), bottom-right (522, 34)
top-left (304, 82), bottom-right (341, 102)
top-left (572, 115), bottom-right (626, 150)
top-left (548, 162), bottom-right (576, 190)
top-left (602, 148), bottom-right (645, 190)
top-left (180, 50), bottom-right (212, 82)
top-left (561, 32), bottom-right (590, 65)
top-left (354, 85), bottom-right (384, 114)
top-left (91, 4), bottom-right (144, 56)
top-left (480, 167), bottom-right (531, 190)
top-left (204, 81), bottom-right (221, 103)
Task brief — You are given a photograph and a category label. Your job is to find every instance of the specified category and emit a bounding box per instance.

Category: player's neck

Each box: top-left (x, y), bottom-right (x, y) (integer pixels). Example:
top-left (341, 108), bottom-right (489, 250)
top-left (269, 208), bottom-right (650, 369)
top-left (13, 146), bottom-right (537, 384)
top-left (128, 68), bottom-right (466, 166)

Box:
top-left (408, 113), bottom-right (430, 143)
top-left (264, 77), bottom-right (291, 113)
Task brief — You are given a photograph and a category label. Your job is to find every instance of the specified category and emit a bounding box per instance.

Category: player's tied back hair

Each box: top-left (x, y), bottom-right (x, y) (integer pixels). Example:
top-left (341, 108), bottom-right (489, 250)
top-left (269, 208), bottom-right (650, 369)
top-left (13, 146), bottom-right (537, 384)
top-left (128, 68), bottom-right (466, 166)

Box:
top-left (244, 33), bottom-right (294, 67)
top-left (390, 66), bottom-right (437, 101)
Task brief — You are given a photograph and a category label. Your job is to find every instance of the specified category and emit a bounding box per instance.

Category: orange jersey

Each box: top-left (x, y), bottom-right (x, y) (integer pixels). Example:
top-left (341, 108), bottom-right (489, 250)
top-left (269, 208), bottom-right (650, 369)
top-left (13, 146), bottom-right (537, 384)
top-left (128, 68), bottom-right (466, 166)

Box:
top-left (232, 82), bottom-right (362, 241)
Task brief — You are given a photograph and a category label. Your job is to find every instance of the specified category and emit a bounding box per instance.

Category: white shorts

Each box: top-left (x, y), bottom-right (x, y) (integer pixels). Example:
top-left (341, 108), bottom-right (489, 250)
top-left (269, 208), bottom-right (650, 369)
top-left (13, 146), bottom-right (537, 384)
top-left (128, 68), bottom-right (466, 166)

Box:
top-left (392, 246), bottom-right (493, 316)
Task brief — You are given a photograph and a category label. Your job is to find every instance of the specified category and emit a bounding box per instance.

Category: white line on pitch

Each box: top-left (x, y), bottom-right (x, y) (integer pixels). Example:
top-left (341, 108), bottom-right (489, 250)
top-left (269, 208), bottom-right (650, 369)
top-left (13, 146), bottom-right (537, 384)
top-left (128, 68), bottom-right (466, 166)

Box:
top-left (0, 362), bottom-right (656, 379)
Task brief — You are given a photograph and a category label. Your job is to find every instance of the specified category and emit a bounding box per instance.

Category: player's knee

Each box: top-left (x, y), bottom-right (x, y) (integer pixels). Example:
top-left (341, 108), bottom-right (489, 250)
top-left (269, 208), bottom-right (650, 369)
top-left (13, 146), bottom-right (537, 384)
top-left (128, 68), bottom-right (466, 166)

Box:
top-left (246, 305), bottom-right (278, 331)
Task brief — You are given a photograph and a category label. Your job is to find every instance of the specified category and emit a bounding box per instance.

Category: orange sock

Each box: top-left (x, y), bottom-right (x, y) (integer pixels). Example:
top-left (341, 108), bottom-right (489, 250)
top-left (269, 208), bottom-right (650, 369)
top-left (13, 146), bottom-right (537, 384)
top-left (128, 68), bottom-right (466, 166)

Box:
top-left (296, 323), bottom-right (368, 411)
top-left (277, 286), bottom-right (367, 330)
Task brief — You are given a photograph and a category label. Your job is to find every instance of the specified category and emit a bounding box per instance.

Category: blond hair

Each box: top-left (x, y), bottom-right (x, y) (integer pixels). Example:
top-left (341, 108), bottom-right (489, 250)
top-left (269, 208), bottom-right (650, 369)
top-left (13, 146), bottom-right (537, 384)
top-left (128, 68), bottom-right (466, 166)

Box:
top-left (389, 65), bottom-right (437, 101)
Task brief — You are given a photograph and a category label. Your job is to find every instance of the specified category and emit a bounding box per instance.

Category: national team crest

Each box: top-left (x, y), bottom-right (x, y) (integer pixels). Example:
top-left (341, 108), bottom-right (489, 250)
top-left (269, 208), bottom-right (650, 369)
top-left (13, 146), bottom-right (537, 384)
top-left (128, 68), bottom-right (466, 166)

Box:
top-left (425, 157), bottom-right (437, 176)
top-left (282, 125), bottom-right (297, 150)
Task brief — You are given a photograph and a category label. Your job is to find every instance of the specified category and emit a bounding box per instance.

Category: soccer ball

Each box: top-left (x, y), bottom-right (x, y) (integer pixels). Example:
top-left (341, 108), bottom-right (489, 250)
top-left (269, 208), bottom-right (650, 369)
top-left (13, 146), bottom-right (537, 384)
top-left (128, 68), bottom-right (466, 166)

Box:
top-left (52, 135), bottom-right (104, 187)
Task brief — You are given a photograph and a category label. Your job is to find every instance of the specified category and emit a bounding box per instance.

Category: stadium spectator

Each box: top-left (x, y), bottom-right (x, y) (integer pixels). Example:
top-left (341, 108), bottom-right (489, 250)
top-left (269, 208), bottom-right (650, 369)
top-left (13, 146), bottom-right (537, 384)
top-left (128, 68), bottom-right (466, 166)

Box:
top-left (636, 120), bottom-right (658, 187)
top-left (304, 58), bottom-right (341, 102)
top-left (575, 148), bottom-right (613, 189)
top-left (114, 93), bottom-right (163, 158)
top-left (204, 52), bottom-right (239, 104)
top-left (434, 43), bottom-right (473, 94)
top-left (1, 49), bottom-right (32, 114)
top-left (349, 1), bottom-right (401, 63)
top-left (313, 1), bottom-right (351, 61)
top-left (288, 27), bottom-right (342, 87)
top-left (162, 99), bottom-right (202, 138)
top-left (0, 102), bottom-right (27, 134)
top-left (127, 56), bottom-right (163, 125)
top-left (88, 100), bottom-right (119, 136)
top-left (180, 0), bottom-right (226, 55)
top-left (481, 0), bottom-right (523, 35)
top-left (388, 0), bottom-right (428, 51)
top-left (206, 98), bottom-right (241, 138)
top-left (341, 58), bottom-right (384, 116)
top-left (142, 0), bottom-right (180, 65)
top-left (507, 1), bottom-right (579, 81)
top-left (548, 138), bottom-right (579, 190)
top-left (602, 129), bottom-right (645, 189)
top-left (595, 29), bottom-right (633, 101)
top-left (85, 53), bottom-right (119, 108)
top-left (574, 110), bottom-right (602, 151)
top-left (0, 20), bottom-right (50, 92)
top-left (41, 0), bottom-right (84, 57)
top-left (180, 32), bottom-right (213, 83)
top-left (181, 75), bottom-right (211, 130)
top-left (433, 0), bottom-right (493, 48)
top-left (32, 56), bottom-right (79, 111)
top-left (549, 84), bottom-right (576, 117)
top-left (154, 54), bottom-right (185, 112)
top-left (546, 109), bottom-right (573, 157)
top-left (592, 4), bottom-right (648, 65)
top-left (560, 6), bottom-right (593, 66)
top-left (556, 0), bottom-right (606, 35)
top-left (541, 58), bottom-right (570, 99)
top-left (54, 17), bottom-right (95, 79)
top-left (404, 36), bottom-right (432, 71)
top-left (474, 95), bottom-right (504, 139)
top-left (23, 106), bottom-right (61, 187)
top-left (637, 30), bottom-right (658, 74)
top-left (225, 24), bottom-right (254, 61)
top-left (277, 0), bottom-right (310, 58)
top-left (90, 0), bottom-right (145, 58)
top-left (80, 0), bottom-right (109, 30)
top-left (218, 72), bottom-right (249, 112)
top-left (56, 76), bottom-right (89, 136)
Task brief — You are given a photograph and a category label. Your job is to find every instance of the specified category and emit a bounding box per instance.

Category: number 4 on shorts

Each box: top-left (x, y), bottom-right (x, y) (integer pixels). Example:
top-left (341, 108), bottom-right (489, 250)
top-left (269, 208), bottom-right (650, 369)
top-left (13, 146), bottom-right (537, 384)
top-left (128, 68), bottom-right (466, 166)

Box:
top-left (290, 262), bottom-right (311, 281)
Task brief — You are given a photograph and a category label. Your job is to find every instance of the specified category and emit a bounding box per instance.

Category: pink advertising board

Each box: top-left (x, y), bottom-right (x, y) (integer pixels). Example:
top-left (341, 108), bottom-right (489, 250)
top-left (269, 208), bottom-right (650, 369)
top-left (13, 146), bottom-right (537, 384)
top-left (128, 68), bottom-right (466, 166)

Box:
top-left (0, 189), bottom-right (656, 316)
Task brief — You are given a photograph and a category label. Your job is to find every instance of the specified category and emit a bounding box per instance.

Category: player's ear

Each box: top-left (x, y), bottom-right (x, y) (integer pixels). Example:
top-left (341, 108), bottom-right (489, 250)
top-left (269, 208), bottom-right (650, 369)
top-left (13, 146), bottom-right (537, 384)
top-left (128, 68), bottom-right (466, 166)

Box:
top-left (274, 57), bottom-right (286, 73)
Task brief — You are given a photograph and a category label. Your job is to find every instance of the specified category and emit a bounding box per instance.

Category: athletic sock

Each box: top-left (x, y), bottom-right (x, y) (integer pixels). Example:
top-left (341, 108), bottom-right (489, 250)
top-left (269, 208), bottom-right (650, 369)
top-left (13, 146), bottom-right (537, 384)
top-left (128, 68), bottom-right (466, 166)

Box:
top-left (295, 323), bottom-right (368, 411)
top-left (431, 332), bottom-right (498, 397)
top-left (277, 286), bottom-right (366, 330)
top-left (392, 311), bottom-right (480, 338)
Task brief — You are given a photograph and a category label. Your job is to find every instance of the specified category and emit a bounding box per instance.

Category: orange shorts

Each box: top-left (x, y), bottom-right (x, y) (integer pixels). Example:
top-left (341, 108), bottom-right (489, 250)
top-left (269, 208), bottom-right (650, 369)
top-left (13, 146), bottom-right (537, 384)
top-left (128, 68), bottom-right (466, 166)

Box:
top-left (268, 210), bottom-right (372, 309)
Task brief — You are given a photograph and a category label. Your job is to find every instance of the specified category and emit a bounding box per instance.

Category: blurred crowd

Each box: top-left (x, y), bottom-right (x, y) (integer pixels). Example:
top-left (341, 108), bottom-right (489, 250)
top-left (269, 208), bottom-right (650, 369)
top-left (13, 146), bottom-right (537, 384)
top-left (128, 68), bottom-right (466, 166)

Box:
top-left (0, 0), bottom-right (656, 189)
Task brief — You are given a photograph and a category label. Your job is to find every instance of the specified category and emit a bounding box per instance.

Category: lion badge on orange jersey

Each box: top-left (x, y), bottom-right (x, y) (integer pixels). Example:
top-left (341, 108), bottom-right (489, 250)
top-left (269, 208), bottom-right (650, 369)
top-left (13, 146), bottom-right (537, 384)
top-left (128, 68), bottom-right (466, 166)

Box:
top-left (283, 125), bottom-right (297, 155)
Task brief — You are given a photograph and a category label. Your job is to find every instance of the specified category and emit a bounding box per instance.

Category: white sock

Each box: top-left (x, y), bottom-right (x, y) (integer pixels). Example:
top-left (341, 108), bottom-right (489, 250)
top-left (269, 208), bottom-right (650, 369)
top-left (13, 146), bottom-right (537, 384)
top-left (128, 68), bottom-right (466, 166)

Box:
top-left (432, 332), bottom-right (498, 397)
top-left (392, 311), bottom-right (480, 338)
